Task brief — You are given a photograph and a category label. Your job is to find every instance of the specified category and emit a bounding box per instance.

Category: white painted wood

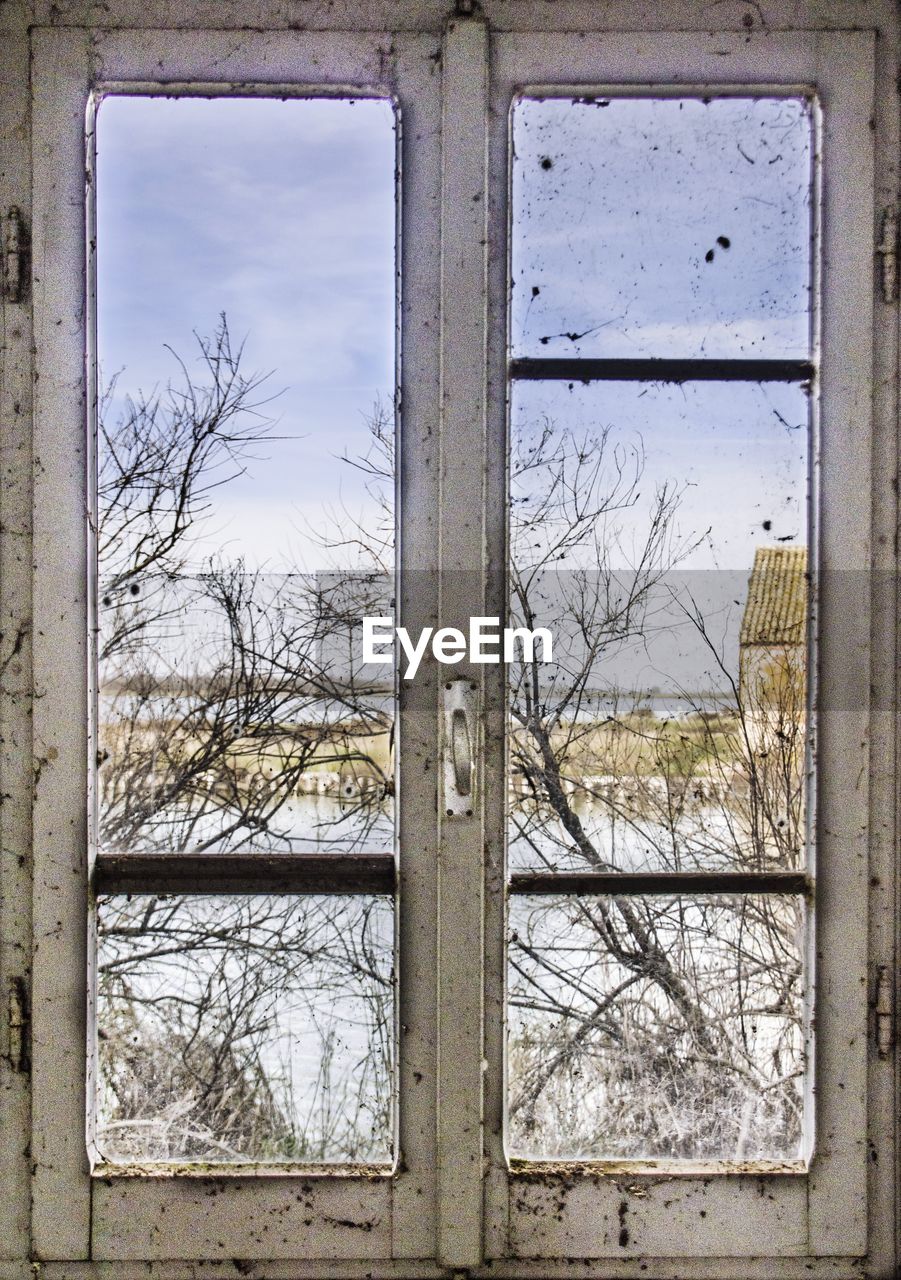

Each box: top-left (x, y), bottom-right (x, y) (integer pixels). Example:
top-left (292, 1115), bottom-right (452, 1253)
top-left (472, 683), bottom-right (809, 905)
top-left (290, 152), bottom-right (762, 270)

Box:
top-left (29, 25), bottom-right (94, 1262)
top-left (435, 12), bottom-right (489, 1271)
top-left (6, 2), bottom-right (898, 1274)
top-left (27, 21), bottom-right (445, 1267)
top-left (390, 32), bottom-right (443, 1263)
top-left (12, 1253), bottom-right (871, 1280)
top-left (486, 25), bottom-right (876, 1265)
top-left (22, 0), bottom-right (900, 35)
top-left (507, 1172), bottom-right (809, 1258)
top-left (0, 8), bottom-right (36, 1268)
top-left (864, 14), bottom-right (901, 1276)
top-left (93, 27), bottom-right (407, 86)
top-left (803, 31), bottom-right (875, 1259)
top-left (481, 8), bottom-right (513, 1258)
top-left (91, 1176), bottom-right (393, 1260)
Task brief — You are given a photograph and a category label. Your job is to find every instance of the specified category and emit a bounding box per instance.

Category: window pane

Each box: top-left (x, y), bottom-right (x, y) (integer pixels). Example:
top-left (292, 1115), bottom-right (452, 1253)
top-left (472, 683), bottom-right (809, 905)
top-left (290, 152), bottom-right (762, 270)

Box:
top-left (511, 96), bottom-right (812, 360)
top-left (95, 96), bottom-right (397, 856)
top-left (508, 893), bottom-right (804, 1162)
top-left (96, 894), bottom-right (394, 1165)
top-left (507, 379), bottom-right (809, 874)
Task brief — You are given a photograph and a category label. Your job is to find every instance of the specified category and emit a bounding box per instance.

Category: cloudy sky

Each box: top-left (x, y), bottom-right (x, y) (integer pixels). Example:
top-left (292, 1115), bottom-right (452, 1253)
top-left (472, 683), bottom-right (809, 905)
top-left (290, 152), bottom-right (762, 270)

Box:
top-left (511, 95), bottom-right (811, 576)
top-left (96, 94), bottom-right (396, 572)
top-left (96, 91), bottom-right (811, 591)
top-left (512, 95), bottom-right (812, 361)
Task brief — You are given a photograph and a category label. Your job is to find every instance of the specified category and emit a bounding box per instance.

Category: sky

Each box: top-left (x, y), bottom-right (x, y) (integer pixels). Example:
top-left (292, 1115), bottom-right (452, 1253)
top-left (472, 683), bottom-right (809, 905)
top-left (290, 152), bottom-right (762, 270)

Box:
top-left (96, 91), bottom-right (812, 684)
top-left (510, 95), bottom-right (812, 579)
top-left (511, 95), bottom-right (812, 361)
top-left (93, 93), bottom-right (814, 1140)
top-left (96, 94), bottom-right (397, 572)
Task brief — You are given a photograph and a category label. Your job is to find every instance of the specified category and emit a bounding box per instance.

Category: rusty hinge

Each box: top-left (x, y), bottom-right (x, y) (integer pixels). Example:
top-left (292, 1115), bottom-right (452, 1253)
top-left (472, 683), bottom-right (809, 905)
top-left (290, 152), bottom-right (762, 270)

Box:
top-left (873, 964), bottom-right (894, 1059)
top-left (876, 206), bottom-right (898, 304)
top-left (2, 206), bottom-right (28, 304)
top-left (5, 976), bottom-right (30, 1073)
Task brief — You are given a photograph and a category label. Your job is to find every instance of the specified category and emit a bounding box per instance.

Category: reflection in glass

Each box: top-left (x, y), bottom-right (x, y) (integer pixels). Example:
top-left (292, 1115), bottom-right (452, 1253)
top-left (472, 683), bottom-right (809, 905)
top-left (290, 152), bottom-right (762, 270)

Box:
top-left (508, 894), bottom-right (804, 1161)
top-left (507, 380), bottom-right (809, 875)
top-left (95, 96), bottom-right (397, 857)
top-left (96, 894), bottom-right (394, 1164)
top-left (511, 96), bottom-right (812, 360)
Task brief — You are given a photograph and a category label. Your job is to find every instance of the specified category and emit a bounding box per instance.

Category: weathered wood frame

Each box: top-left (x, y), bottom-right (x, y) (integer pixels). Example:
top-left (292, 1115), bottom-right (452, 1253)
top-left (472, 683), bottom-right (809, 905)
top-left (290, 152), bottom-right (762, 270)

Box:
top-left (30, 24), bottom-right (444, 1266)
top-left (481, 26), bottom-right (878, 1271)
top-left (0, 3), bottom-right (892, 1276)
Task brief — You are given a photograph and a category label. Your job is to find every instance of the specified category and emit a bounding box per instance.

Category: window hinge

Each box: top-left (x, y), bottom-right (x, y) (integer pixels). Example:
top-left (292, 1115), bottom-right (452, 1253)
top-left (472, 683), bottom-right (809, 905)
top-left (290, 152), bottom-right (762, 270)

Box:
top-left (2, 206), bottom-right (28, 304)
top-left (873, 964), bottom-right (894, 1059)
top-left (5, 976), bottom-right (30, 1073)
top-left (877, 206), bottom-right (898, 304)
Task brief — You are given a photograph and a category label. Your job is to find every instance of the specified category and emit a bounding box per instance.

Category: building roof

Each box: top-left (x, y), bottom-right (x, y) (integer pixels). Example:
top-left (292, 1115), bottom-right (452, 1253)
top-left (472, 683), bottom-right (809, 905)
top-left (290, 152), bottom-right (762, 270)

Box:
top-left (739, 545), bottom-right (808, 647)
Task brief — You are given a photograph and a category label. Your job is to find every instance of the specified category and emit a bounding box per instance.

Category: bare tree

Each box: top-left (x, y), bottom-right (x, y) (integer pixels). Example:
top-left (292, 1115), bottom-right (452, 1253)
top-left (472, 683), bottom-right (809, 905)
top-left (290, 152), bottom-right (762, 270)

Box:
top-left (95, 319), bottom-right (394, 1164)
top-left (97, 893), bottom-right (393, 1163)
top-left (96, 323), bottom-right (805, 1167)
top-left (506, 418), bottom-right (806, 1162)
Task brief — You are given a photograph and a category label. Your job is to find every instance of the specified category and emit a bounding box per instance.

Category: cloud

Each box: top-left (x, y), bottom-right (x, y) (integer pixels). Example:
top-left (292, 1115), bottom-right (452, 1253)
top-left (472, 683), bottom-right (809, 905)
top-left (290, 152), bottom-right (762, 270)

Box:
top-left (511, 94), bottom-right (812, 360)
top-left (512, 379), bottom-right (808, 572)
top-left (96, 94), bottom-right (396, 570)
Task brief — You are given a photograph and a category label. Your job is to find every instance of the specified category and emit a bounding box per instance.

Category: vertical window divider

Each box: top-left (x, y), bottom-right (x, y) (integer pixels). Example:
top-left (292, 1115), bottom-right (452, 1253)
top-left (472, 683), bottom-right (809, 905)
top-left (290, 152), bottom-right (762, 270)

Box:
top-left (436, 11), bottom-right (489, 1270)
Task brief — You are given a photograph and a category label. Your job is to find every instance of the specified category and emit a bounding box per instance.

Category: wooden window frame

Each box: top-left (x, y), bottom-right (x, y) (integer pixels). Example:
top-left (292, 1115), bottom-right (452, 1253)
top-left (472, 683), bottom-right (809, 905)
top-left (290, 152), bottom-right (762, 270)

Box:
top-left (10, 3), bottom-right (894, 1276)
top-left (31, 24), bottom-right (443, 1267)
top-left (480, 29), bottom-right (875, 1268)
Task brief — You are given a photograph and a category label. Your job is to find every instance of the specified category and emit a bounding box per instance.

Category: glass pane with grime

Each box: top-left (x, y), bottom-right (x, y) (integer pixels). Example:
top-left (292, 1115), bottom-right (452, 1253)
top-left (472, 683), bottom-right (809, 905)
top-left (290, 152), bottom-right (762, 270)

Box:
top-left (507, 893), bottom-right (805, 1162)
top-left (507, 378), bottom-right (810, 875)
top-left (511, 95), bottom-right (813, 361)
top-left (94, 96), bottom-right (397, 857)
top-left (95, 893), bottom-right (394, 1165)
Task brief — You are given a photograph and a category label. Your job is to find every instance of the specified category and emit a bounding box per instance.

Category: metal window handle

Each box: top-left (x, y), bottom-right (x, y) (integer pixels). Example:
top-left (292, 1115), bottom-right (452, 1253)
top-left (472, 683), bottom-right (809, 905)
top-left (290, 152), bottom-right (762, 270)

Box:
top-left (451, 708), bottom-right (472, 796)
top-left (443, 678), bottom-right (477, 817)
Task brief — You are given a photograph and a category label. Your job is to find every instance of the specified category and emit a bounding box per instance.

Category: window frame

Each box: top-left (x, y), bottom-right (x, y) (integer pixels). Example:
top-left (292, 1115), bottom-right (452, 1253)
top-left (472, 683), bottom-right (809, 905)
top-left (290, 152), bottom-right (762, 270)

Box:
top-left (481, 24), bottom-right (874, 1268)
top-left (87, 82), bottom-right (402, 1177)
top-left (21, 6), bottom-right (888, 1276)
top-left (31, 23), bottom-right (444, 1265)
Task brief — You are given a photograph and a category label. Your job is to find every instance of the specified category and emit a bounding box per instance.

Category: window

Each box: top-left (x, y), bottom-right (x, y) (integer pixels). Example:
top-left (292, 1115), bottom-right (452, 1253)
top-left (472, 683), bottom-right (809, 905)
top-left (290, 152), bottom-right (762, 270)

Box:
top-left (478, 29), bottom-right (875, 1262)
top-left (92, 91), bottom-right (399, 1170)
top-left (7, 3), bottom-right (895, 1276)
top-left (506, 92), bottom-right (813, 1166)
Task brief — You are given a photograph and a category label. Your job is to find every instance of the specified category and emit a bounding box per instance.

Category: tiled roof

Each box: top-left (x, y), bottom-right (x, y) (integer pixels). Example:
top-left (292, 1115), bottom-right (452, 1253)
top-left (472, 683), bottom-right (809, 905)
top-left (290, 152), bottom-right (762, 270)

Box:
top-left (739, 545), bottom-right (808, 647)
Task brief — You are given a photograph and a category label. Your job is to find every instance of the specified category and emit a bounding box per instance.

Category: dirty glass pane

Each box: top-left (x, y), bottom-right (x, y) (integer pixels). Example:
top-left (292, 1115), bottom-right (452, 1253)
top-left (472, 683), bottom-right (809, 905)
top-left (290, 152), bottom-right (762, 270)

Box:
top-left (95, 96), bottom-right (397, 856)
top-left (507, 380), bottom-right (809, 873)
top-left (511, 96), bottom-right (812, 360)
top-left (95, 894), bottom-right (394, 1164)
top-left (508, 894), bottom-right (804, 1161)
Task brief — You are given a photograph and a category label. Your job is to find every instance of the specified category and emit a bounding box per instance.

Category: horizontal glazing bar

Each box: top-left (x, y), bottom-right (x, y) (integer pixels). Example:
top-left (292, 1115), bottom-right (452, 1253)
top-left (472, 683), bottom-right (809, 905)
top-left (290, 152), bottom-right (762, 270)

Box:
top-left (509, 358), bottom-right (815, 383)
top-left (94, 851), bottom-right (396, 896)
top-left (509, 870), bottom-right (809, 896)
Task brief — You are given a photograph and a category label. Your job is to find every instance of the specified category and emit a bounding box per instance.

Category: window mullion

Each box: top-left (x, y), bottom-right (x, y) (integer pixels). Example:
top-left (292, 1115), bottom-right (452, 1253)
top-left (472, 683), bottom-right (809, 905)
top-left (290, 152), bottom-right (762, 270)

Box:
top-left (435, 11), bottom-right (490, 1271)
top-left (509, 871), bottom-right (809, 895)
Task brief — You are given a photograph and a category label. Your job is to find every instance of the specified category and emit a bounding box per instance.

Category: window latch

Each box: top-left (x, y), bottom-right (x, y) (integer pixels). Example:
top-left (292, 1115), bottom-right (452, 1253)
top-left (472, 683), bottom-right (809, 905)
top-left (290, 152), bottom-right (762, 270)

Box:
top-left (1, 206), bottom-right (27, 304)
top-left (873, 964), bottom-right (894, 1059)
top-left (877, 206), bottom-right (897, 304)
top-left (443, 678), bottom-right (477, 818)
